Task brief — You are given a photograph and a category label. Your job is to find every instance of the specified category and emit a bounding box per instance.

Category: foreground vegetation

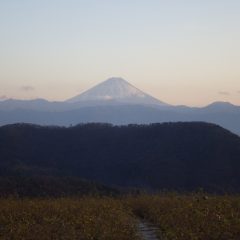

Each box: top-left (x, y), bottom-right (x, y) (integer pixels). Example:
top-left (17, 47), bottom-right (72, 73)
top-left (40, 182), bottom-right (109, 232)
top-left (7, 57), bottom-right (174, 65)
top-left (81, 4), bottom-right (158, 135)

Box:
top-left (1, 194), bottom-right (240, 240)
top-left (0, 197), bottom-right (138, 240)
top-left (126, 194), bottom-right (240, 240)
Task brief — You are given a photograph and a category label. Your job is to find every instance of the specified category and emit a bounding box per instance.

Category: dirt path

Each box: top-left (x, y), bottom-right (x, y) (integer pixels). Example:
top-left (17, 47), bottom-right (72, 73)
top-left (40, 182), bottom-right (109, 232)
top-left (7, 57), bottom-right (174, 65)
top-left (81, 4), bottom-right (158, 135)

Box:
top-left (137, 220), bottom-right (160, 240)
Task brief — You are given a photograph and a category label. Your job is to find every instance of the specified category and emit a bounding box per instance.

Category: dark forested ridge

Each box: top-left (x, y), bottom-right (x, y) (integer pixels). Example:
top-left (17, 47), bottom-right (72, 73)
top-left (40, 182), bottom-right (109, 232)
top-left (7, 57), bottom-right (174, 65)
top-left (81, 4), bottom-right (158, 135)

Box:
top-left (1, 122), bottom-right (240, 194)
top-left (0, 176), bottom-right (118, 197)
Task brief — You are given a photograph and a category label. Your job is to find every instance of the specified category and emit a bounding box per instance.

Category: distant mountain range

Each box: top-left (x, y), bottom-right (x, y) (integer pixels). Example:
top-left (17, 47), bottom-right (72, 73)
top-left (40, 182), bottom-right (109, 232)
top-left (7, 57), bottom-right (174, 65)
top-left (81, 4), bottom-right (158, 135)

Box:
top-left (0, 77), bottom-right (240, 135)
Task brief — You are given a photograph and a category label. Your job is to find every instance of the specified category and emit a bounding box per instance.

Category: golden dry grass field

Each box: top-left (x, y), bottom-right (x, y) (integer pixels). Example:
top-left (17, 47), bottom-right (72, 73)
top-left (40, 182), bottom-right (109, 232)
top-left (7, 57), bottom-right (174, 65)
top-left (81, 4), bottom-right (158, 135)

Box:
top-left (1, 195), bottom-right (240, 240)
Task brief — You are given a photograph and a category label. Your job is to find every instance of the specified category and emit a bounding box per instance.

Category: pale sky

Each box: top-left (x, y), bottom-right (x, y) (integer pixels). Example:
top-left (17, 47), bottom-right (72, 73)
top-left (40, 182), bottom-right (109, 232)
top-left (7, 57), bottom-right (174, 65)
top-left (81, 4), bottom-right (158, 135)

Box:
top-left (0, 0), bottom-right (240, 106)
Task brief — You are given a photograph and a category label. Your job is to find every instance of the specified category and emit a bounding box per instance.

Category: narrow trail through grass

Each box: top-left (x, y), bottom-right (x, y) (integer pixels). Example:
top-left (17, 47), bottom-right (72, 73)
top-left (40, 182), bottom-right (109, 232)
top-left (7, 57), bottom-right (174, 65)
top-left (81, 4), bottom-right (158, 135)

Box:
top-left (137, 220), bottom-right (160, 240)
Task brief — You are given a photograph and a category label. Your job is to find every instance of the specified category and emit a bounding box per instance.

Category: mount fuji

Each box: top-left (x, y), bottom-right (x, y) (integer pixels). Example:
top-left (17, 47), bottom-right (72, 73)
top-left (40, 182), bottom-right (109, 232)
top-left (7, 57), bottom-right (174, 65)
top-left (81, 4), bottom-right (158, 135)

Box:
top-left (67, 77), bottom-right (167, 106)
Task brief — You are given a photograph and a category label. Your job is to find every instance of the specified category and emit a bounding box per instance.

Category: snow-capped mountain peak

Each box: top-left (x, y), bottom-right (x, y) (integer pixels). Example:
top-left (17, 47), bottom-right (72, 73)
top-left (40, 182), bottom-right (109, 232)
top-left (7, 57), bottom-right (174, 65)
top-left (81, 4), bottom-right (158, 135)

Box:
top-left (66, 77), bottom-right (167, 106)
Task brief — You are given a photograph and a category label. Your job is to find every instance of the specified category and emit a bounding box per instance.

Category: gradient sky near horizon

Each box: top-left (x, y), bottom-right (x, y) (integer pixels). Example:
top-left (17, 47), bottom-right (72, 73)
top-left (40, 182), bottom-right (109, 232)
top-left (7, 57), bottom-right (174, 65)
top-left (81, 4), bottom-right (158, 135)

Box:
top-left (0, 0), bottom-right (240, 106)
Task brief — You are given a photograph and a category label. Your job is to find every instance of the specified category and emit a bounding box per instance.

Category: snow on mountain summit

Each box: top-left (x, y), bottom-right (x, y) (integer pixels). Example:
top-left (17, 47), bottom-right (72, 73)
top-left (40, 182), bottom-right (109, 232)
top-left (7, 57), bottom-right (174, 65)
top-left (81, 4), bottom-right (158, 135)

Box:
top-left (66, 77), bottom-right (167, 106)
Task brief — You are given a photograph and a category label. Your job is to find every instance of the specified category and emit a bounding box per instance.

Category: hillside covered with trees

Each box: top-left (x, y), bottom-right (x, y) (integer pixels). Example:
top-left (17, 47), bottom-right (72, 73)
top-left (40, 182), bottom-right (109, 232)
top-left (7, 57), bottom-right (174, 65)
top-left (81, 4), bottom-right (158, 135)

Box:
top-left (0, 122), bottom-right (240, 195)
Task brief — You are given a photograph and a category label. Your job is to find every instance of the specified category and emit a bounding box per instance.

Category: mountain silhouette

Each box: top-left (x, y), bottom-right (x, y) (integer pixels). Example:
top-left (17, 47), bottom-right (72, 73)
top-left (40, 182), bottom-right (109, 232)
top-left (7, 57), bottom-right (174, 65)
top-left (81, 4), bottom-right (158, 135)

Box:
top-left (1, 122), bottom-right (240, 193)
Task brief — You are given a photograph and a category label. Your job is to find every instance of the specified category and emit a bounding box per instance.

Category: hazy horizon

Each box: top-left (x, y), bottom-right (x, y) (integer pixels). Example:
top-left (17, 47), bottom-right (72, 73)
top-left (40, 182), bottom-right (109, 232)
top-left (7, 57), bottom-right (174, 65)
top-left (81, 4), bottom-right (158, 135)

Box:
top-left (1, 1), bottom-right (240, 107)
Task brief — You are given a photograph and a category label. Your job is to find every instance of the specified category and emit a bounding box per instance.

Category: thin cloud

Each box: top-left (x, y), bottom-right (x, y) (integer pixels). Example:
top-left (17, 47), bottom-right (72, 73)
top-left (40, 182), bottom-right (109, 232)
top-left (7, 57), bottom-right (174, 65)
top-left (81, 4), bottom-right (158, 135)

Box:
top-left (20, 86), bottom-right (35, 91)
top-left (218, 91), bottom-right (230, 96)
top-left (0, 95), bottom-right (8, 100)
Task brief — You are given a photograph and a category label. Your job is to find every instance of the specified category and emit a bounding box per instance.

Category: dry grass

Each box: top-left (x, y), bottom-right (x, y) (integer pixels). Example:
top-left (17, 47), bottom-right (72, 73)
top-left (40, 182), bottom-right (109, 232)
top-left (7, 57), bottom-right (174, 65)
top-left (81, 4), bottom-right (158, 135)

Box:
top-left (2, 194), bottom-right (240, 240)
top-left (0, 197), bottom-right (139, 240)
top-left (125, 194), bottom-right (240, 240)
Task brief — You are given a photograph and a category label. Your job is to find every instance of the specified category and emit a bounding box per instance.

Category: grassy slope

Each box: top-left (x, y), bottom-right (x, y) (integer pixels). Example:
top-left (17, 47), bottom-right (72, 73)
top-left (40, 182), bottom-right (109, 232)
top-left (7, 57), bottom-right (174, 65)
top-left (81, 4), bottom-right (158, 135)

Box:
top-left (126, 194), bottom-right (240, 240)
top-left (1, 195), bottom-right (240, 240)
top-left (0, 197), bottom-right (139, 240)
